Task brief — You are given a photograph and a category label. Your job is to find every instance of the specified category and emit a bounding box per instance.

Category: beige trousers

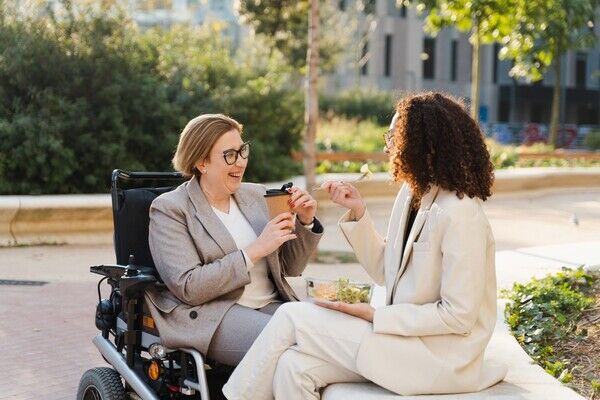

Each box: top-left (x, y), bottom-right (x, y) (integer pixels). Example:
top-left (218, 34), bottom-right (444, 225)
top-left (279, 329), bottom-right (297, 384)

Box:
top-left (222, 301), bottom-right (372, 400)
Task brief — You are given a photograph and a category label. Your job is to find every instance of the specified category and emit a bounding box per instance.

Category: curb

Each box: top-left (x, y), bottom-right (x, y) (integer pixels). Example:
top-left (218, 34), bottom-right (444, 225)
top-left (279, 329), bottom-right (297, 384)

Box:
top-left (1, 168), bottom-right (599, 246)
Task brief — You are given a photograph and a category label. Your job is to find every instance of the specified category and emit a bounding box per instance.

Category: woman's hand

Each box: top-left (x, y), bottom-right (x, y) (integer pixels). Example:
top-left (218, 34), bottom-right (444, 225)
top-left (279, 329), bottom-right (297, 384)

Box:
top-left (244, 212), bottom-right (296, 263)
top-left (321, 181), bottom-right (366, 220)
top-left (288, 186), bottom-right (317, 225)
top-left (313, 300), bottom-right (375, 322)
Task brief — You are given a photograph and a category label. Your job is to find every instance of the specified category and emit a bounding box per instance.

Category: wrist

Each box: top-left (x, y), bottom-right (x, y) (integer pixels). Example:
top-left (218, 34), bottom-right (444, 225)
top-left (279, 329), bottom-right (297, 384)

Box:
top-left (244, 244), bottom-right (262, 264)
top-left (298, 215), bottom-right (315, 225)
top-left (351, 203), bottom-right (366, 221)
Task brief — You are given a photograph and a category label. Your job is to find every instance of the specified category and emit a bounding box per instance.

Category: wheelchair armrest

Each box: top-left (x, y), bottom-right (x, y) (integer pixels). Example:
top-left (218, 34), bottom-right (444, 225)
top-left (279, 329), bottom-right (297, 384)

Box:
top-left (91, 264), bottom-right (162, 282)
top-left (91, 264), bottom-right (127, 281)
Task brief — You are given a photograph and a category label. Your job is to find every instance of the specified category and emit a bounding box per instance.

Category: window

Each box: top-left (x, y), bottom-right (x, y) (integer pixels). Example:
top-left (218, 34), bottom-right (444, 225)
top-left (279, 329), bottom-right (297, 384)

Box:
top-left (363, 0), bottom-right (376, 14)
top-left (576, 52), bottom-right (587, 88)
top-left (339, 0), bottom-right (346, 11)
top-left (450, 40), bottom-right (458, 82)
top-left (387, 0), bottom-right (406, 17)
top-left (361, 40), bottom-right (369, 75)
top-left (493, 43), bottom-right (500, 84)
top-left (384, 34), bottom-right (393, 77)
top-left (422, 38), bottom-right (435, 79)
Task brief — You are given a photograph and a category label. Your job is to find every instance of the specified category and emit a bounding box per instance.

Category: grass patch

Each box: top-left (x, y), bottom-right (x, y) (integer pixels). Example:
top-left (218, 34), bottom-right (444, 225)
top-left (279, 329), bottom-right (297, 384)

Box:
top-left (502, 267), bottom-right (600, 398)
top-left (315, 250), bottom-right (358, 264)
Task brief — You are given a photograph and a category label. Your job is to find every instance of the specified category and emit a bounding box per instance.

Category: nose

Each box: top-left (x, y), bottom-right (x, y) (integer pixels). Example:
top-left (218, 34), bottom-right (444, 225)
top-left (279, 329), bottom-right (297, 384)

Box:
top-left (235, 155), bottom-right (248, 168)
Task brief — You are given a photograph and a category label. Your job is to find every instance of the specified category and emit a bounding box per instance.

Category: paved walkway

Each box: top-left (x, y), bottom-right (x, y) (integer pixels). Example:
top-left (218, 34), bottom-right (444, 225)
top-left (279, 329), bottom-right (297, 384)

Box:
top-left (0, 188), bottom-right (599, 399)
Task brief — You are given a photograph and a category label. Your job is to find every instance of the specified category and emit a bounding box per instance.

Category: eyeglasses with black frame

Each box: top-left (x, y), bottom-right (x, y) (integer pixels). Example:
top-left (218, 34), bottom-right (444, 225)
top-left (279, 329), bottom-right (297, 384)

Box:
top-left (223, 141), bottom-right (250, 165)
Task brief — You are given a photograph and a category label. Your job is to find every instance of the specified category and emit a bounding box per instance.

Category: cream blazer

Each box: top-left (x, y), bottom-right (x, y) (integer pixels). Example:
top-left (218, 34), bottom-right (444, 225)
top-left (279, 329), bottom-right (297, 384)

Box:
top-left (339, 184), bottom-right (507, 395)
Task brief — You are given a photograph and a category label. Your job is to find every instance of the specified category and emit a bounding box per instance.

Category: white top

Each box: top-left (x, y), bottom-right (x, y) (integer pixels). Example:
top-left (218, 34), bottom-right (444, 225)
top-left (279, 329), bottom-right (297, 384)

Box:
top-left (212, 197), bottom-right (279, 309)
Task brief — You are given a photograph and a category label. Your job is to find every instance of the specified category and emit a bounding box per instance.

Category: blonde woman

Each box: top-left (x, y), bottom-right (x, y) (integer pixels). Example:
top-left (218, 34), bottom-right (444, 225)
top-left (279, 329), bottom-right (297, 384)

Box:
top-left (145, 114), bottom-right (323, 366)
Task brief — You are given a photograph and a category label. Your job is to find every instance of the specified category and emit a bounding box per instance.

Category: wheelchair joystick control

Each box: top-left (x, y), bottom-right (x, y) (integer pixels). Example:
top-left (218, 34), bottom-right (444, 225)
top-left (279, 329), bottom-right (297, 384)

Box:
top-left (125, 255), bottom-right (139, 277)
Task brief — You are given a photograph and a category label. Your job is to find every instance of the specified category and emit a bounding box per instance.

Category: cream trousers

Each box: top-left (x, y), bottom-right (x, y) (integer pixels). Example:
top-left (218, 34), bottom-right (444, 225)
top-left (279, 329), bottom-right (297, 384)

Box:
top-left (222, 301), bottom-right (372, 400)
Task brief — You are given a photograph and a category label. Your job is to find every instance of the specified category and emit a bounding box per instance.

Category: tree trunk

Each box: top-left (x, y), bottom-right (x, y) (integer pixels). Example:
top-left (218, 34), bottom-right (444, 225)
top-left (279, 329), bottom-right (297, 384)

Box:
top-left (304, 0), bottom-right (319, 194)
top-left (548, 57), bottom-right (561, 147)
top-left (470, 22), bottom-right (481, 123)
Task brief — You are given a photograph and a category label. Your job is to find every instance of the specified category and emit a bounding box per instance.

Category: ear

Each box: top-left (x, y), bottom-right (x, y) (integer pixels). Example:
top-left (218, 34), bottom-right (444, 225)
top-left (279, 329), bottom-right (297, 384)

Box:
top-left (195, 158), bottom-right (208, 174)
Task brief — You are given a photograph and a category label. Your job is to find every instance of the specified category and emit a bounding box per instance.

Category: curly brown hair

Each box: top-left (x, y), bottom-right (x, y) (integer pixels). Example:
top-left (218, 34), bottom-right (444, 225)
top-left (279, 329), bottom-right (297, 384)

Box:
top-left (390, 92), bottom-right (494, 203)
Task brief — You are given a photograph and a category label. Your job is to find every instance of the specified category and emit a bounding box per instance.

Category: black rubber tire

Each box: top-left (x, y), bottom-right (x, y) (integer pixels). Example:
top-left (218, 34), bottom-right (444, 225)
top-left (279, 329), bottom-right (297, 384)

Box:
top-left (76, 367), bottom-right (126, 400)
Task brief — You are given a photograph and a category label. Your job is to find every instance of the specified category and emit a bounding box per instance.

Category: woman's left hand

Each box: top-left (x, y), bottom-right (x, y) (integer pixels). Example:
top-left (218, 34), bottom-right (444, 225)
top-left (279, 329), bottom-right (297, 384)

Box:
top-left (288, 186), bottom-right (317, 225)
top-left (313, 300), bottom-right (375, 322)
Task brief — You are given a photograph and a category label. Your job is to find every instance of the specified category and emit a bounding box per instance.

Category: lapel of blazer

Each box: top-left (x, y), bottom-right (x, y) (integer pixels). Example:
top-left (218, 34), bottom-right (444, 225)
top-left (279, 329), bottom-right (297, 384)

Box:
top-left (385, 184), bottom-right (412, 303)
top-left (390, 185), bottom-right (440, 299)
top-left (186, 176), bottom-right (238, 256)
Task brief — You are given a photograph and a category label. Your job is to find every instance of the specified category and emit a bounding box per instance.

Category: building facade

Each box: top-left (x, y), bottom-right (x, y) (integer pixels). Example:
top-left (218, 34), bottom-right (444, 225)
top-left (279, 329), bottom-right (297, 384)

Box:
top-left (325, 0), bottom-right (600, 127)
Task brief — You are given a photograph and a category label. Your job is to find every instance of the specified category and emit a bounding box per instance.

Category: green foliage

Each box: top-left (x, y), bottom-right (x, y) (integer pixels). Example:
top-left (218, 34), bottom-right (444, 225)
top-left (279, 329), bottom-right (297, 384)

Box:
top-left (318, 117), bottom-right (386, 153)
top-left (584, 130), bottom-right (600, 151)
top-left (320, 90), bottom-right (395, 126)
top-left (416, 0), bottom-right (515, 45)
top-left (0, 2), bottom-right (303, 194)
top-left (502, 267), bottom-right (596, 381)
top-left (486, 139), bottom-right (520, 168)
top-left (237, 0), bottom-right (348, 71)
top-left (501, 0), bottom-right (600, 81)
top-left (315, 117), bottom-right (388, 174)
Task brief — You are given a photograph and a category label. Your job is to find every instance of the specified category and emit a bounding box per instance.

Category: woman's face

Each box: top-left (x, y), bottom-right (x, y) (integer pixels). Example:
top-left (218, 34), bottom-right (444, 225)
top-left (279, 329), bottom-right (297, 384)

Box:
top-left (196, 129), bottom-right (248, 195)
top-left (384, 112), bottom-right (400, 155)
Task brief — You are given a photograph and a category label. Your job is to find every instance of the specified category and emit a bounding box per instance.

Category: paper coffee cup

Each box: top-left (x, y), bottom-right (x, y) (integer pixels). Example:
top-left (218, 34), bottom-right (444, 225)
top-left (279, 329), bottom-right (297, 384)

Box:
top-left (264, 192), bottom-right (292, 220)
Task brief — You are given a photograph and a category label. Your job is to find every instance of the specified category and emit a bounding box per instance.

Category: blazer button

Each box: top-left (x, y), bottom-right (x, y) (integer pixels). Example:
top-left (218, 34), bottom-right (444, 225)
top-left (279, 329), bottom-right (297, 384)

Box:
top-left (189, 311), bottom-right (198, 319)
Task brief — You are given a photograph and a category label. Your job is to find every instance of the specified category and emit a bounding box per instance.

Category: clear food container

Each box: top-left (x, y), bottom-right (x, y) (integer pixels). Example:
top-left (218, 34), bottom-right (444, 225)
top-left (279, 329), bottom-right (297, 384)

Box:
top-left (305, 277), bottom-right (373, 304)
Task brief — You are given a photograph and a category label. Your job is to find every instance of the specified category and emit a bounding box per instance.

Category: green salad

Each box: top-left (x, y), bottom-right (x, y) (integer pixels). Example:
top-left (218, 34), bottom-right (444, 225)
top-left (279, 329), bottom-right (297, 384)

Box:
top-left (336, 278), bottom-right (371, 304)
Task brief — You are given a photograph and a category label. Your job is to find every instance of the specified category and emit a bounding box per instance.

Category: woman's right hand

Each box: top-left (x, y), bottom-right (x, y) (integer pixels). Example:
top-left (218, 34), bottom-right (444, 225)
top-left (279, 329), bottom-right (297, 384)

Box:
top-left (244, 212), bottom-right (297, 263)
top-left (321, 181), bottom-right (366, 220)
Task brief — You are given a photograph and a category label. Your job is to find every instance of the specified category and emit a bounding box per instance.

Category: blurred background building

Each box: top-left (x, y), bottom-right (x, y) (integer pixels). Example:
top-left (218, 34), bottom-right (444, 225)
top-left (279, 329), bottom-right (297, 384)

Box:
top-left (326, 0), bottom-right (600, 127)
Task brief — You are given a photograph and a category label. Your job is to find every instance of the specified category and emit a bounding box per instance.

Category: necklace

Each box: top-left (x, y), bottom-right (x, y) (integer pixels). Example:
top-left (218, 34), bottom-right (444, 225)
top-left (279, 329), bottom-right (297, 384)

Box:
top-left (200, 181), bottom-right (230, 213)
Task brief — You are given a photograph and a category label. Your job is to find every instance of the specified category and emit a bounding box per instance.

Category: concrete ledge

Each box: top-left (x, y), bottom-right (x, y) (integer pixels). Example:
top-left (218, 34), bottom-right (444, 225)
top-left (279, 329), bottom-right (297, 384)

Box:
top-left (1, 168), bottom-right (599, 246)
top-left (0, 195), bottom-right (112, 246)
top-left (322, 302), bottom-right (584, 400)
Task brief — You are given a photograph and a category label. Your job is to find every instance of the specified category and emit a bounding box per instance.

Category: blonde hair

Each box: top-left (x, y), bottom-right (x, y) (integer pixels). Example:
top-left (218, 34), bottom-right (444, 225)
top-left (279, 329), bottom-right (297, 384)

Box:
top-left (172, 114), bottom-right (243, 177)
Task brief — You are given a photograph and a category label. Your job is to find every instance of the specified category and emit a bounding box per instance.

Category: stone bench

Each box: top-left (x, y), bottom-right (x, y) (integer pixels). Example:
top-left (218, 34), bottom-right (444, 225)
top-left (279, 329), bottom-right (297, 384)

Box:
top-left (323, 300), bottom-right (583, 400)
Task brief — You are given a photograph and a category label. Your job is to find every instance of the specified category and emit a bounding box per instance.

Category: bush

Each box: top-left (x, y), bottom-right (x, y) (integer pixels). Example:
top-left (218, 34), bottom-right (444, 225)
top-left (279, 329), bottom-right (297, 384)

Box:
top-left (502, 268), bottom-right (596, 382)
top-left (584, 130), bottom-right (600, 151)
top-left (320, 90), bottom-right (395, 125)
top-left (0, 3), bottom-right (302, 194)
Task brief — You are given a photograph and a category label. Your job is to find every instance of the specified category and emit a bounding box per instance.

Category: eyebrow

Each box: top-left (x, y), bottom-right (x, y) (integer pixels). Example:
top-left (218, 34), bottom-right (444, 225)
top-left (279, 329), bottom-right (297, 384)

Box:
top-left (222, 142), bottom-right (248, 153)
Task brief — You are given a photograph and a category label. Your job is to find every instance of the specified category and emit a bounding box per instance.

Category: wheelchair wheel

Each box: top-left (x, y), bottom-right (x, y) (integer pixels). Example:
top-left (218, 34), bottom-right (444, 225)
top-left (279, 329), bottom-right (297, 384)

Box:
top-left (77, 367), bottom-right (126, 400)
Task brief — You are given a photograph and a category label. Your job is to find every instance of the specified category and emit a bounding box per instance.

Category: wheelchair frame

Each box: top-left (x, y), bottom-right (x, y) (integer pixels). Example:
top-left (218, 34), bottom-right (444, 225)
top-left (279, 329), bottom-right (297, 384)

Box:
top-left (81, 170), bottom-right (213, 400)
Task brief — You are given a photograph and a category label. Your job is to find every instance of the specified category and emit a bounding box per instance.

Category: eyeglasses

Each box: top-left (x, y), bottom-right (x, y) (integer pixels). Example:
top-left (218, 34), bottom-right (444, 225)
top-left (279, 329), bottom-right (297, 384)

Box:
top-left (223, 141), bottom-right (250, 165)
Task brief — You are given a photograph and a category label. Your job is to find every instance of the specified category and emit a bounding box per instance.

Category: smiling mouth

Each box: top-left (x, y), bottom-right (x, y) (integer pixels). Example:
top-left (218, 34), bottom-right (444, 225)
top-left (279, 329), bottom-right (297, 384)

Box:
top-left (228, 172), bottom-right (243, 178)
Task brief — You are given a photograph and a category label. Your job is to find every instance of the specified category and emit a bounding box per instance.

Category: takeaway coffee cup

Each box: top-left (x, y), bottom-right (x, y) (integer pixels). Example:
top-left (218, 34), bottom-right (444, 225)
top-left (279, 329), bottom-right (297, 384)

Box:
top-left (264, 182), bottom-right (293, 220)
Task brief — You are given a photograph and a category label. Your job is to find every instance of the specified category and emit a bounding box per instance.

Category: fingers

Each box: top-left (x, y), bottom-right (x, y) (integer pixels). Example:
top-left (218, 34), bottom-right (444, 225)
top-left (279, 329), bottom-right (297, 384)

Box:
top-left (332, 185), bottom-right (350, 204)
top-left (273, 218), bottom-right (295, 231)
top-left (271, 212), bottom-right (294, 224)
top-left (313, 300), bottom-right (341, 310)
top-left (290, 193), bottom-right (310, 210)
top-left (279, 233), bottom-right (297, 244)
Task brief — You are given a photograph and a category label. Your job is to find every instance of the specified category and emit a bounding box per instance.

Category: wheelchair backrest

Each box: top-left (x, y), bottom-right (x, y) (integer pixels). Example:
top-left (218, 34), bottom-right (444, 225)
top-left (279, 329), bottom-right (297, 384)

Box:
top-left (111, 170), bottom-right (187, 269)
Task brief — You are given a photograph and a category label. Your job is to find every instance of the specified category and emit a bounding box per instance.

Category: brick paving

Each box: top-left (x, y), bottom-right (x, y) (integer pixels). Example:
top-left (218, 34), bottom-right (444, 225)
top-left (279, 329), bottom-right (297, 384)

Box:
top-left (0, 281), bottom-right (105, 399)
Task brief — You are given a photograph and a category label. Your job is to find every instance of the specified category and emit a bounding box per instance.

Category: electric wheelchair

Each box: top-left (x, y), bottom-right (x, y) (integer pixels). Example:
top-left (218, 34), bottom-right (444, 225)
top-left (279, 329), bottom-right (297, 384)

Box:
top-left (77, 170), bottom-right (233, 400)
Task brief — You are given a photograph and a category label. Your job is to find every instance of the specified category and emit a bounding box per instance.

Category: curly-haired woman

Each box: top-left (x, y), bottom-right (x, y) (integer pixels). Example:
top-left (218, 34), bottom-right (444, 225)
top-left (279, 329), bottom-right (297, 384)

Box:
top-left (222, 92), bottom-right (507, 399)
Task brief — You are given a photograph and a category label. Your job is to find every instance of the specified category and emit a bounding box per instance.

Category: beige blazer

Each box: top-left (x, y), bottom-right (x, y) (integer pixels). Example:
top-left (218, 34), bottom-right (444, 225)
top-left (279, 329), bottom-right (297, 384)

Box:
top-left (145, 176), bottom-right (322, 355)
top-left (339, 184), bottom-right (507, 395)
